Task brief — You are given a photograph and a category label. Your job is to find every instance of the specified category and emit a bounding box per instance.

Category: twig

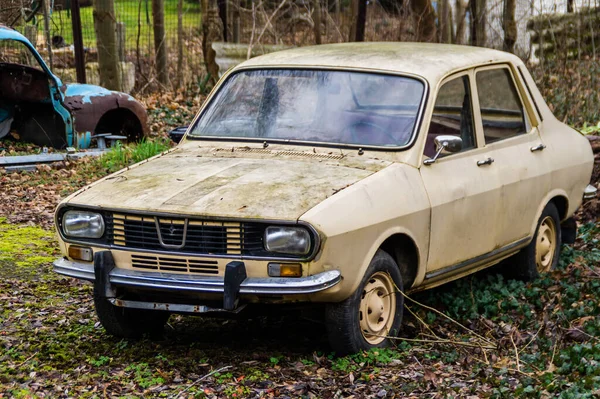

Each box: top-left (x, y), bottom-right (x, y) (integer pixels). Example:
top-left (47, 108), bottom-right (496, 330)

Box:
top-left (255, 0), bottom-right (287, 46)
top-left (14, 351), bottom-right (38, 368)
top-left (518, 324), bottom-right (544, 354)
top-left (510, 331), bottom-right (521, 372)
top-left (384, 336), bottom-right (496, 350)
top-left (170, 365), bottom-right (232, 399)
top-left (396, 287), bottom-right (496, 348)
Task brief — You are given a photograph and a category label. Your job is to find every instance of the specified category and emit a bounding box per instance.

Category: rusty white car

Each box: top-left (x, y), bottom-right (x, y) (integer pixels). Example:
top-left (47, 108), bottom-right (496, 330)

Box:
top-left (53, 43), bottom-right (596, 354)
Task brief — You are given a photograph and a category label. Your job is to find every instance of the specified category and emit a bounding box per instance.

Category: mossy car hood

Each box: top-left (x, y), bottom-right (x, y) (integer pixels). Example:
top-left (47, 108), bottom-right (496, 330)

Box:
top-left (67, 147), bottom-right (391, 220)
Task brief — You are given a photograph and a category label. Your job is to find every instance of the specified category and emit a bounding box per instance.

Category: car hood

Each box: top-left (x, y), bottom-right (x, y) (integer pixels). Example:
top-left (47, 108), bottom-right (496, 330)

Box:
top-left (67, 148), bottom-right (391, 221)
top-left (63, 83), bottom-right (136, 105)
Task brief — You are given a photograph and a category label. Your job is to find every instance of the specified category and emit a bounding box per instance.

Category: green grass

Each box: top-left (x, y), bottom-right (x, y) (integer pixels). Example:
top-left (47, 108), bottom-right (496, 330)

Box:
top-left (47, 0), bottom-right (201, 49)
top-left (99, 137), bottom-right (172, 173)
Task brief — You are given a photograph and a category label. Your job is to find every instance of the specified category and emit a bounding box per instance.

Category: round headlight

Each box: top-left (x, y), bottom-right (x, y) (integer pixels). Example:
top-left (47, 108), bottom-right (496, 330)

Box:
top-left (62, 210), bottom-right (105, 239)
top-left (264, 226), bottom-right (311, 255)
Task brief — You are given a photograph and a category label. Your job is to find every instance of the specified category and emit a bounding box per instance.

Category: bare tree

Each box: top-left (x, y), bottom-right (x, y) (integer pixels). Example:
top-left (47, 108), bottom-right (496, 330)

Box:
top-left (411, 0), bottom-right (437, 42)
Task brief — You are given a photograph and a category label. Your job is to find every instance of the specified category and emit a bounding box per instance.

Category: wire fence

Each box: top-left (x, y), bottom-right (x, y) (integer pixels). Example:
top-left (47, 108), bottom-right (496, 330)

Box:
top-left (1, 0), bottom-right (598, 98)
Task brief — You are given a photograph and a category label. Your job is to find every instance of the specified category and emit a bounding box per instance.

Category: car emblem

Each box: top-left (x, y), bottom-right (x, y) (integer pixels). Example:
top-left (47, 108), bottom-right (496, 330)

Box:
top-left (169, 224), bottom-right (176, 235)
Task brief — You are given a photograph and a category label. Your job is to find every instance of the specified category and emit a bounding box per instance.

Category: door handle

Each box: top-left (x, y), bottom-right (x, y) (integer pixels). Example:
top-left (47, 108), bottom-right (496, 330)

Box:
top-left (477, 157), bottom-right (494, 166)
top-left (530, 143), bottom-right (546, 152)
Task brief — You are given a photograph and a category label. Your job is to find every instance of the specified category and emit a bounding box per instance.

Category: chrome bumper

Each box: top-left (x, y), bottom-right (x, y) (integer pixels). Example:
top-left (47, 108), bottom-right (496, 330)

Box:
top-left (53, 257), bottom-right (342, 295)
top-left (584, 184), bottom-right (597, 200)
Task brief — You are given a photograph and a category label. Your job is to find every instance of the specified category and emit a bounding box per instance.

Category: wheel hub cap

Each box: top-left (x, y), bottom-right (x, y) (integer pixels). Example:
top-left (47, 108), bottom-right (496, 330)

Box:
top-left (359, 272), bottom-right (396, 345)
top-left (536, 216), bottom-right (556, 272)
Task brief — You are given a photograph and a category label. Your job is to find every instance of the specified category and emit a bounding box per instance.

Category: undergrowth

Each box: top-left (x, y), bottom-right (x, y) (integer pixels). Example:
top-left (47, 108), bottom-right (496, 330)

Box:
top-left (99, 138), bottom-right (172, 173)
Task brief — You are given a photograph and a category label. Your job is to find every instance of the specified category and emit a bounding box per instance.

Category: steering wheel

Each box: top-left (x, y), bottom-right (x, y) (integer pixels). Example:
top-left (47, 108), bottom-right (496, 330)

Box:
top-left (343, 121), bottom-right (398, 146)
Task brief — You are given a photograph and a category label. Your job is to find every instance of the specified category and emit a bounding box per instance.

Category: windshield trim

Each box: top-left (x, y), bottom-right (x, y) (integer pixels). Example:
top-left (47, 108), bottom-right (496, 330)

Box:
top-left (187, 66), bottom-right (429, 151)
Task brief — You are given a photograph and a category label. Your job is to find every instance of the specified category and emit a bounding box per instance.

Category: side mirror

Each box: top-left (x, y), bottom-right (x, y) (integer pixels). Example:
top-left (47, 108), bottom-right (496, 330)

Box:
top-left (424, 135), bottom-right (463, 165)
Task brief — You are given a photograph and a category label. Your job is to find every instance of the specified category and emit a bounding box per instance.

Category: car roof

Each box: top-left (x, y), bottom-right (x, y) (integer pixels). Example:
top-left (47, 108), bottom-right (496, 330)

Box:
top-left (236, 42), bottom-right (522, 84)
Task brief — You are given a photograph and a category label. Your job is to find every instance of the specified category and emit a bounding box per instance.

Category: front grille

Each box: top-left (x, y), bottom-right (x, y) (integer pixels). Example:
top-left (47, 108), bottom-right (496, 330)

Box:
top-left (106, 212), bottom-right (269, 257)
top-left (131, 254), bottom-right (219, 274)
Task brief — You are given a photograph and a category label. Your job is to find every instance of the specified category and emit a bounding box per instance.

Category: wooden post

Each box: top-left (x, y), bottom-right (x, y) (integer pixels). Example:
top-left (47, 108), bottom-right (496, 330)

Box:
top-left (152, 0), bottom-right (169, 87)
top-left (176, 0), bottom-right (184, 88)
top-left (71, 0), bottom-right (87, 83)
top-left (314, 0), bottom-right (322, 44)
top-left (116, 22), bottom-right (126, 62)
top-left (93, 0), bottom-right (122, 90)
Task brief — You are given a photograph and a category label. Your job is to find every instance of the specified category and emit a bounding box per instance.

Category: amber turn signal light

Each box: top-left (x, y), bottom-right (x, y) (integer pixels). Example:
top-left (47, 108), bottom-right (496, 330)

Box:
top-left (267, 263), bottom-right (302, 277)
top-left (68, 245), bottom-right (93, 262)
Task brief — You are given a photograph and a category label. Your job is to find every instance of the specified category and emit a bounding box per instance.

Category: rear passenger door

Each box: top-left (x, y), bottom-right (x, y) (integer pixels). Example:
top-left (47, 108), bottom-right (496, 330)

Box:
top-left (473, 65), bottom-right (550, 247)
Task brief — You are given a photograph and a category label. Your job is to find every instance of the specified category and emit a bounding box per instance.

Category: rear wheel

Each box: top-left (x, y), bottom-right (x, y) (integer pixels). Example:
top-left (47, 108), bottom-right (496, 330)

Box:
top-left (325, 250), bottom-right (404, 355)
top-left (504, 202), bottom-right (561, 281)
top-left (94, 294), bottom-right (169, 338)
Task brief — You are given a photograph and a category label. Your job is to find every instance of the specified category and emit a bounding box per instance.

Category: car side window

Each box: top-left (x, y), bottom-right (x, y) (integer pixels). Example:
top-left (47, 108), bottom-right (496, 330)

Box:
top-left (476, 68), bottom-right (529, 143)
top-left (424, 75), bottom-right (476, 158)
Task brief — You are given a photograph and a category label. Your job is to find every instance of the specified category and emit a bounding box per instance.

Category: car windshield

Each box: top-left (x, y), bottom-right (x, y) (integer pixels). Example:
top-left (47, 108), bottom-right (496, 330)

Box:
top-left (188, 69), bottom-right (425, 147)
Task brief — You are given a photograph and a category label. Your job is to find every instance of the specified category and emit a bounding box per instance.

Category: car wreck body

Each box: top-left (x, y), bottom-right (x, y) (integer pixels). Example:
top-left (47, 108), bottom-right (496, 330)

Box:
top-left (0, 25), bottom-right (147, 149)
top-left (53, 42), bottom-right (597, 354)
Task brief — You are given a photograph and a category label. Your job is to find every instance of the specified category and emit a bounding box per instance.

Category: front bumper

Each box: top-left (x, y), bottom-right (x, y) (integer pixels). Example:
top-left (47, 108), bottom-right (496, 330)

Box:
top-left (53, 257), bottom-right (342, 296)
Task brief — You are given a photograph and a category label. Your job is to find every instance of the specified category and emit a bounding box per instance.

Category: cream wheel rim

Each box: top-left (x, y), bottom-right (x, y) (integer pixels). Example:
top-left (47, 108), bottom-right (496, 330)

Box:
top-left (359, 272), bottom-right (396, 345)
top-left (536, 216), bottom-right (557, 272)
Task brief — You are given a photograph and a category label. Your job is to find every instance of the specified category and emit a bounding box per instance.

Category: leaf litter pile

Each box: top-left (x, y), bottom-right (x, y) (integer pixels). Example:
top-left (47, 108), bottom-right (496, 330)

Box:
top-left (1, 90), bottom-right (600, 398)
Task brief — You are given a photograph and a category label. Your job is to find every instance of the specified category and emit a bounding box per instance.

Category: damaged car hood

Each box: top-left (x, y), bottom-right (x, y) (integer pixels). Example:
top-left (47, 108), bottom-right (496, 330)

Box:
top-left (67, 148), bottom-right (391, 220)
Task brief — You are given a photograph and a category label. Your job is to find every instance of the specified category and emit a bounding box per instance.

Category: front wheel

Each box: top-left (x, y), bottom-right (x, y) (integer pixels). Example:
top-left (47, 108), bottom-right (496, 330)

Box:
top-left (94, 294), bottom-right (169, 338)
top-left (325, 250), bottom-right (404, 355)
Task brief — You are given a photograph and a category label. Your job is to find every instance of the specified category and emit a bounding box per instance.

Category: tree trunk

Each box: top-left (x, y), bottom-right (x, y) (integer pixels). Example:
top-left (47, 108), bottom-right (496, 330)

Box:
top-left (348, 0), bottom-right (358, 42)
top-left (42, 0), bottom-right (54, 70)
top-left (454, 0), bottom-right (467, 44)
top-left (232, 0), bottom-right (240, 43)
top-left (440, 0), bottom-right (451, 43)
top-left (567, 0), bottom-right (574, 13)
top-left (503, 0), bottom-right (517, 53)
top-left (93, 0), bottom-right (122, 90)
top-left (152, 0), bottom-right (169, 87)
top-left (314, 0), bottom-right (322, 44)
top-left (355, 0), bottom-right (367, 41)
top-left (202, 0), bottom-right (223, 83)
top-left (470, 0), bottom-right (487, 46)
top-left (411, 0), bottom-right (437, 42)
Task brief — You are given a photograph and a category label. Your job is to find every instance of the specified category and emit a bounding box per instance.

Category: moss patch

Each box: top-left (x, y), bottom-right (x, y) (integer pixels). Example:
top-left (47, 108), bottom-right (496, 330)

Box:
top-left (0, 218), bottom-right (57, 279)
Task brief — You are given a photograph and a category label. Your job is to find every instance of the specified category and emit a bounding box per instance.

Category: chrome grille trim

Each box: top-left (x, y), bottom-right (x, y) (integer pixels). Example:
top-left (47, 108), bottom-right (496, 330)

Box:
top-left (131, 254), bottom-right (219, 275)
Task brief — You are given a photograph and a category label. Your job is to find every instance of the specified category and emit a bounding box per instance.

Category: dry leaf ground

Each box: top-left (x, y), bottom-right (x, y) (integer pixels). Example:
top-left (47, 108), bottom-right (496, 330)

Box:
top-left (0, 89), bottom-right (599, 398)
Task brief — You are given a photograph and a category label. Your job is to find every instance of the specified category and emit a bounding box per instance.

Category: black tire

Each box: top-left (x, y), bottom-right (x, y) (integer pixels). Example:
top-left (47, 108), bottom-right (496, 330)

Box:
top-left (504, 202), bottom-right (562, 281)
top-left (325, 250), bottom-right (404, 355)
top-left (94, 294), bottom-right (169, 338)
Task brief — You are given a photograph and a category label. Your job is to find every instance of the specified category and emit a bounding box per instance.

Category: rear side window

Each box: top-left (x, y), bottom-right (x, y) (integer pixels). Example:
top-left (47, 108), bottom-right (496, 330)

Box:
top-left (476, 68), bottom-right (528, 143)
